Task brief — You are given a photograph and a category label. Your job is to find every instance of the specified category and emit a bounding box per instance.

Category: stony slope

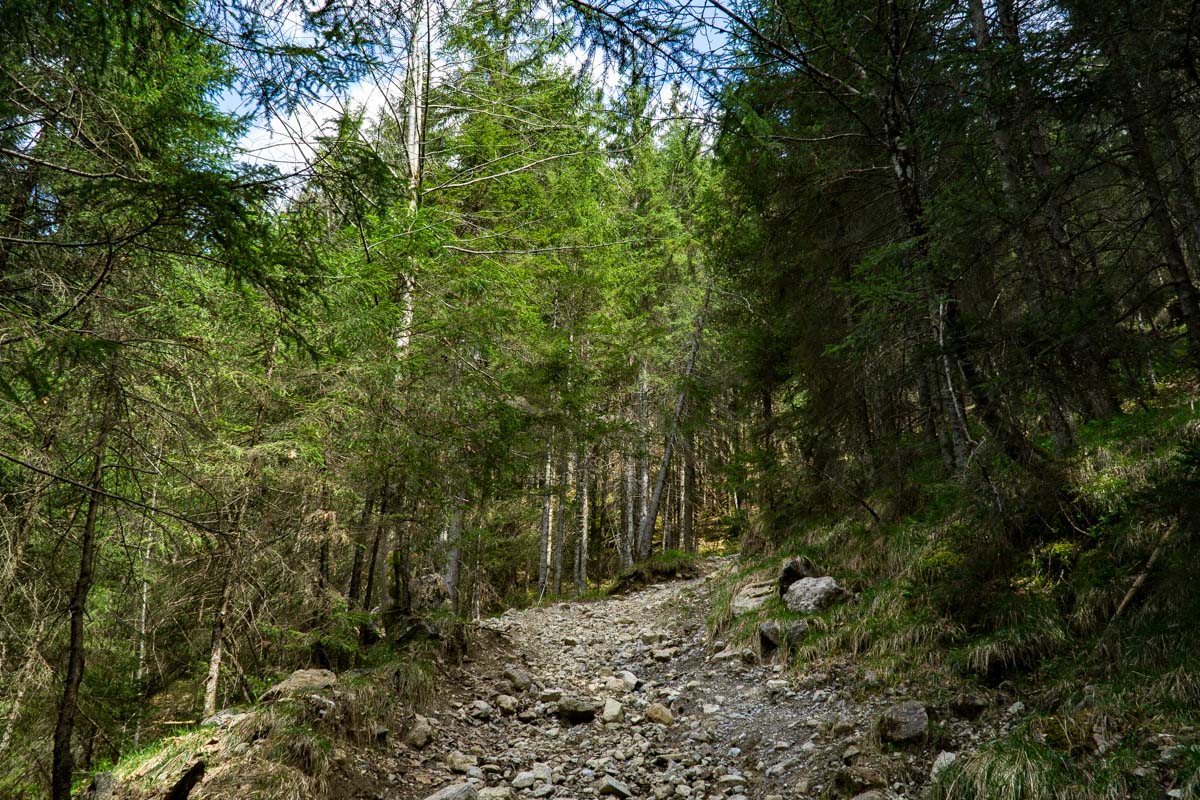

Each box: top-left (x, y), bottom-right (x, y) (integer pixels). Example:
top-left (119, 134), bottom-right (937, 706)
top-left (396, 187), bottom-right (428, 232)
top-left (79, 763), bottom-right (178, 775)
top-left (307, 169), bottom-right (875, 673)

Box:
top-left (395, 558), bottom-right (1008, 800)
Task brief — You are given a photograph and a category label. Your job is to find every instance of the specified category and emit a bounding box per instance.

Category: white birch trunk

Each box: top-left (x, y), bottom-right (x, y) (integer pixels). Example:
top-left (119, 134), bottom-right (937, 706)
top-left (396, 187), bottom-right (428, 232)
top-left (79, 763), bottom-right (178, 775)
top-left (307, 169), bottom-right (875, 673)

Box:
top-left (575, 450), bottom-right (590, 594)
top-left (538, 450), bottom-right (553, 595)
top-left (621, 453), bottom-right (635, 568)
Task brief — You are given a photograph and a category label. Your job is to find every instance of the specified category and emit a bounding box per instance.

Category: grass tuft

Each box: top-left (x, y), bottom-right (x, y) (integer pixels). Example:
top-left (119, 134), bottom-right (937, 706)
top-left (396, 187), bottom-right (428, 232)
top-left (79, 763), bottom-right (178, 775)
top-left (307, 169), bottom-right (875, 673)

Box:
top-left (929, 733), bottom-right (1077, 800)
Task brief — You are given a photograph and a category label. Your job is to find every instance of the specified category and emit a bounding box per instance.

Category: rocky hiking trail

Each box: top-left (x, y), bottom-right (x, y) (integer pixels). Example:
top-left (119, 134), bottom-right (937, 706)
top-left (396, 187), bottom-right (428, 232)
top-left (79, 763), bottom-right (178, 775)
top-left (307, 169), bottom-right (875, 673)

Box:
top-left (389, 558), bottom-right (1004, 800)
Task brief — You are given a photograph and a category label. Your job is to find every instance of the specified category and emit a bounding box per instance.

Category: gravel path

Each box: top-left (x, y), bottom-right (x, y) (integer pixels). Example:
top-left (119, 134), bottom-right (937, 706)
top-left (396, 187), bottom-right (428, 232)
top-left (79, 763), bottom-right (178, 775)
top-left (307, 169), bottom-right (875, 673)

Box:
top-left (388, 559), bottom-right (983, 800)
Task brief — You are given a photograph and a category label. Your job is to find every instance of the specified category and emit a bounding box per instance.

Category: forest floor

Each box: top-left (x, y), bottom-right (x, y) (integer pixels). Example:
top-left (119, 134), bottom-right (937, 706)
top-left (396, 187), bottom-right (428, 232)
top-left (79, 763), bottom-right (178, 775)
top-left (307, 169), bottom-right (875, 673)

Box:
top-left (382, 557), bottom-right (1010, 800)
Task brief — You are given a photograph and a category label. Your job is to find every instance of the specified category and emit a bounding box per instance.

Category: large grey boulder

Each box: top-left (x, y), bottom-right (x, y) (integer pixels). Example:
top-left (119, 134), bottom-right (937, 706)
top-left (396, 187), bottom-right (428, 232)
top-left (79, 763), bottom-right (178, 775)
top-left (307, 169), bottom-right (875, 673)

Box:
top-left (731, 582), bottom-right (775, 616)
top-left (503, 665), bottom-right (532, 691)
top-left (878, 700), bottom-right (929, 743)
top-left (783, 576), bottom-right (850, 613)
top-left (403, 714), bottom-right (433, 748)
top-left (423, 785), bottom-right (478, 800)
top-left (759, 619), bottom-right (811, 653)
top-left (778, 556), bottom-right (816, 597)
top-left (260, 668), bottom-right (337, 701)
top-left (556, 694), bottom-right (598, 723)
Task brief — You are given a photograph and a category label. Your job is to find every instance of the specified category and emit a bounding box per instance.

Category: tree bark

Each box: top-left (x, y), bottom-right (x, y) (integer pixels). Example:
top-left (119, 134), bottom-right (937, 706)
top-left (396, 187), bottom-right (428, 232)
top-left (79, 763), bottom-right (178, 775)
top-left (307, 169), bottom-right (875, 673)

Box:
top-left (1125, 108), bottom-right (1200, 365)
top-left (202, 573), bottom-right (230, 719)
top-left (51, 421), bottom-right (109, 800)
top-left (552, 453), bottom-right (568, 595)
top-left (346, 490), bottom-right (376, 608)
top-left (0, 618), bottom-right (45, 759)
top-left (444, 497), bottom-right (465, 614)
top-left (620, 452), bottom-right (635, 568)
top-left (362, 485), bottom-right (391, 612)
top-left (574, 449), bottom-right (589, 595)
top-left (638, 286), bottom-right (711, 559)
top-left (538, 450), bottom-right (553, 595)
top-left (682, 428), bottom-right (696, 553)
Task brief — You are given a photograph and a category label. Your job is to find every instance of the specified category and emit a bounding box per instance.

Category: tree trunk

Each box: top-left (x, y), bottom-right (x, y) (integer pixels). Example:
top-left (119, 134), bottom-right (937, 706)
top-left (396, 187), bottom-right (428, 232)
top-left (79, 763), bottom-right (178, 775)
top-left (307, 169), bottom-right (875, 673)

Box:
top-left (362, 485), bottom-right (391, 612)
top-left (574, 449), bottom-right (589, 595)
top-left (445, 498), bottom-right (465, 614)
top-left (1125, 109), bottom-right (1200, 365)
top-left (346, 490), bottom-right (376, 608)
top-left (638, 286), bottom-right (711, 558)
top-left (132, 447), bottom-right (162, 749)
top-left (538, 450), bottom-right (553, 595)
top-left (682, 428), bottom-right (696, 553)
top-left (622, 452), bottom-right (635, 568)
top-left (552, 453), bottom-right (568, 596)
top-left (0, 618), bottom-right (45, 758)
top-left (51, 425), bottom-right (108, 800)
top-left (638, 373), bottom-right (650, 557)
top-left (202, 574), bottom-right (230, 719)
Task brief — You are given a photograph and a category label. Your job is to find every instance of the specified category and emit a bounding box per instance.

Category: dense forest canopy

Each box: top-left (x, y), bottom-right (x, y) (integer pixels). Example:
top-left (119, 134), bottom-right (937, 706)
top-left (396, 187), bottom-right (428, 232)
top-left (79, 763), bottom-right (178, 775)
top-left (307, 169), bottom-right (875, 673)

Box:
top-left (3, 0), bottom-right (1200, 797)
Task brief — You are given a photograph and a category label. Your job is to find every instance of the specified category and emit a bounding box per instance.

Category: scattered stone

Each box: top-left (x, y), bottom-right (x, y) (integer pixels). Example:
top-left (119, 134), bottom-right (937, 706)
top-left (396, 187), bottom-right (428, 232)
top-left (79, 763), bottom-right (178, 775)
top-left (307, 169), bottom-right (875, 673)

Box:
top-left (878, 701), bottom-right (928, 743)
top-left (446, 751), bottom-right (478, 773)
top-left (931, 751), bottom-right (958, 780)
top-left (597, 776), bottom-right (634, 797)
top-left (260, 668), bottom-right (337, 701)
top-left (479, 789), bottom-right (515, 800)
top-left (833, 762), bottom-right (886, 796)
top-left (372, 562), bottom-right (1013, 800)
top-left (423, 785), bottom-right (479, 800)
top-left (759, 621), bottom-right (782, 651)
top-left (713, 645), bottom-right (756, 663)
top-left (783, 577), bottom-right (850, 613)
top-left (645, 703), bottom-right (674, 725)
top-left (556, 695), bottom-right (598, 723)
top-left (786, 620), bottom-right (810, 643)
top-left (504, 666), bottom-right (532, 691)
top-left (950, 692), bottom-right (989, 719)
top-left (778, 556), bottom-right (817, 596)
top-left (731, 582), bottom-right (775, 616)
top-left (605, 675), bottom-right (628, 692)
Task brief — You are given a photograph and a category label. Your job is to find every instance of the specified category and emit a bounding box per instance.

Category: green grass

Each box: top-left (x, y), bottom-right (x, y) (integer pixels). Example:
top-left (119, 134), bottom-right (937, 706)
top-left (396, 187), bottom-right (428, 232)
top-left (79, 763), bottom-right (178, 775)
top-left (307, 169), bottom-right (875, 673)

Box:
top-left (112, 726), bottom-right (215, 791)
top-left (704, 392), bottom-right (1200, 797)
